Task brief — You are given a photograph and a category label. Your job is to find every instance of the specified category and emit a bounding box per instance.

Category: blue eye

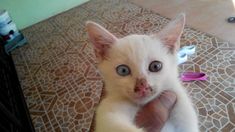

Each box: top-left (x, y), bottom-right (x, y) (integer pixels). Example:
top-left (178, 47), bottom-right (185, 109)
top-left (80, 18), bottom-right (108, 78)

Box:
top-left (149, 61), bottom-right (162, 72)
top-left (116, 65), bottom-right (130, 76)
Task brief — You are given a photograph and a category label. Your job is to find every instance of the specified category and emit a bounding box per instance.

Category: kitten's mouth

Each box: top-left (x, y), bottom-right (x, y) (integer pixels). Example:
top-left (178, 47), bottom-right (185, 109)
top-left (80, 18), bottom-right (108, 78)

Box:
top-left (133, 86), bottom-right (155, 100)
top-left (129, 78), bottom-right (157, 104)
top-left (126, 86), bottom-right (157, 105)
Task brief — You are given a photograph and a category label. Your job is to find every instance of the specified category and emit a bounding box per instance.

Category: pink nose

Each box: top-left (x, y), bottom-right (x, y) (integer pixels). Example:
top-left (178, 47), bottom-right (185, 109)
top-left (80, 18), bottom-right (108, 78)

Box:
top-left (134, 78), bottom-right (150, 94)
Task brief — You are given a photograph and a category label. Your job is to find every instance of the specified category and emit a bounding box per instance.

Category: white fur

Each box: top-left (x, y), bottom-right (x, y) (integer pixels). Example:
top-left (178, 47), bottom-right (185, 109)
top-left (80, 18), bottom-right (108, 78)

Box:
top-left (95, 35), bottom-right (199, 132)
top-left (86, 14), bottom-right (199, 132)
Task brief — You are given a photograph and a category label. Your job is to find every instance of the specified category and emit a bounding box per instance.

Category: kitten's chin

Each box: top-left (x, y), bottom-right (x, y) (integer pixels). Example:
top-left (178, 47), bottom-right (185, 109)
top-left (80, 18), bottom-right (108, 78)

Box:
top-left (125, 89), bottom-right (160, 105)
top-left (130, 94), bottom-right (157, 105)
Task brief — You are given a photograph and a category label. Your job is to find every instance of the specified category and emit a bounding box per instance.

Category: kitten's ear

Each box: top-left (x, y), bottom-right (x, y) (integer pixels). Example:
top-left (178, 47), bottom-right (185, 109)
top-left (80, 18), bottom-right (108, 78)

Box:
top-left (156, 13), bottom-right (185, 53)
top-left (86, 21), bottom-right (118, 61)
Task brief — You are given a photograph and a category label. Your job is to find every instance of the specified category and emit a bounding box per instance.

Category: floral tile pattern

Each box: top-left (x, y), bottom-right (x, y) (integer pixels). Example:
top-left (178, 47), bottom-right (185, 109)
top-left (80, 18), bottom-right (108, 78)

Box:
top-left (11, 0), bottom-right (235, 131)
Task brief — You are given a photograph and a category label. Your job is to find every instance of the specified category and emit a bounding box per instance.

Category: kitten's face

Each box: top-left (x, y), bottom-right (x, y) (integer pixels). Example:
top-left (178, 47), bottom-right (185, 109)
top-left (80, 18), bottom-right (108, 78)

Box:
top-left (98, 35), bottom-right (176, 104)
top-left (86, 14), bottom-right (185, 104)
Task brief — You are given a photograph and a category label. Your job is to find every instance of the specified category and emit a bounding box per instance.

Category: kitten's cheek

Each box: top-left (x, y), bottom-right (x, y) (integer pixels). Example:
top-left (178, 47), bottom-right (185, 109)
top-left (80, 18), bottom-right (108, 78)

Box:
top-left (123, 87), bottom-right (134, 98)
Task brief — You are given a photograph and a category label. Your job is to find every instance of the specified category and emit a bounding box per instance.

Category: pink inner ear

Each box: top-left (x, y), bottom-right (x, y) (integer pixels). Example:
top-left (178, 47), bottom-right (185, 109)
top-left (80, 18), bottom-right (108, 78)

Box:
top-left (156, 13), bottom-right (185, 53)
top-left (94, 41), bottom-right (111, 59)
top-left (91, 32), bottom-right (117, 59)
top-left (161, 35), bottom-right (178, 51)
top-left (86, 21), bottom-right (117, 60)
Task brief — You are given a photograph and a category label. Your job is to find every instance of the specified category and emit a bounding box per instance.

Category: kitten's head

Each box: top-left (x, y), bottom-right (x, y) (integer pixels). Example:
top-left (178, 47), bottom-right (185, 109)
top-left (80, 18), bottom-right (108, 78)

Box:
top-left (86, 14), bottom-right (185, 105)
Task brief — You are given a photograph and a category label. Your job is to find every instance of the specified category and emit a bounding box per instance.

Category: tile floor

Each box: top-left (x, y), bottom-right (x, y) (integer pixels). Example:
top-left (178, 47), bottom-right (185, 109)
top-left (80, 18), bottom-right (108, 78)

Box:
top-left (11, 0), bottom-right (235, 131)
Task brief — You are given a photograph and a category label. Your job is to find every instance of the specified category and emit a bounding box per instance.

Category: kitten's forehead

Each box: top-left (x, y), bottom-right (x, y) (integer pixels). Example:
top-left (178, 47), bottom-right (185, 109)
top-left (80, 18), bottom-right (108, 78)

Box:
top-left (111, 34), bottom-right (167, 61)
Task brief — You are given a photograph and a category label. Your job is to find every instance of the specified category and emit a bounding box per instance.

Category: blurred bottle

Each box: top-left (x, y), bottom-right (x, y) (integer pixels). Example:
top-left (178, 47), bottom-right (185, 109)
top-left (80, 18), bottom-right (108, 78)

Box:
top-left (0, 10), bottom-right (20, 43)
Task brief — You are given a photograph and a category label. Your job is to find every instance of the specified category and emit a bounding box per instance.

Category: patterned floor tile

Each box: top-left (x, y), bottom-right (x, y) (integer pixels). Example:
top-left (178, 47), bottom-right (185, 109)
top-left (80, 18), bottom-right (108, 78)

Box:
top-left (11, 0), bottom-right (234, 131)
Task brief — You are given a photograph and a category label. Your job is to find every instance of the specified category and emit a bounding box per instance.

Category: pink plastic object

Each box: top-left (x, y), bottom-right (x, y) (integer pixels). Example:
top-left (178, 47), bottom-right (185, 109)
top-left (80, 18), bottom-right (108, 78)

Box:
top-left (180, 72), bottom-right (207, 82)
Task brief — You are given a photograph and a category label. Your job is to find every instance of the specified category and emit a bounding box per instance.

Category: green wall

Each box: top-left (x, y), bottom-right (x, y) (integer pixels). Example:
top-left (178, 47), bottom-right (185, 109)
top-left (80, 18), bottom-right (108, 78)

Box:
top-left (0, 0), bottom-right (89, 29)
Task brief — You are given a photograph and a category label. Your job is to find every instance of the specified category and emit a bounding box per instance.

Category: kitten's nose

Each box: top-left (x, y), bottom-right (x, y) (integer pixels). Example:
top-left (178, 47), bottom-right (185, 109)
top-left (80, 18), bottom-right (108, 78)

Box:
top-left (134, 78), bottom-right (151, 94)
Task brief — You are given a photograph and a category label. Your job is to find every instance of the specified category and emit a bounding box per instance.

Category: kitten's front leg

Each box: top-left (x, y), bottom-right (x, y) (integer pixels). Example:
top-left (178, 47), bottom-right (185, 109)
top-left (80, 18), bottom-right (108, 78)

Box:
top-left (95, 98), bottom-right (144, 132)
top-left (96, 112), bottom-right (144, 132)
top-left (167, 89), bottom-right (199, 132)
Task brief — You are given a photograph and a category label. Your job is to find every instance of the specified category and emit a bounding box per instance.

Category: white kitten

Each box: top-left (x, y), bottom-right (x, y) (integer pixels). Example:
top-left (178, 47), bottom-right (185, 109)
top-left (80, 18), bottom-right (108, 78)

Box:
top-left (86, 14), bottom-right (199, 132)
